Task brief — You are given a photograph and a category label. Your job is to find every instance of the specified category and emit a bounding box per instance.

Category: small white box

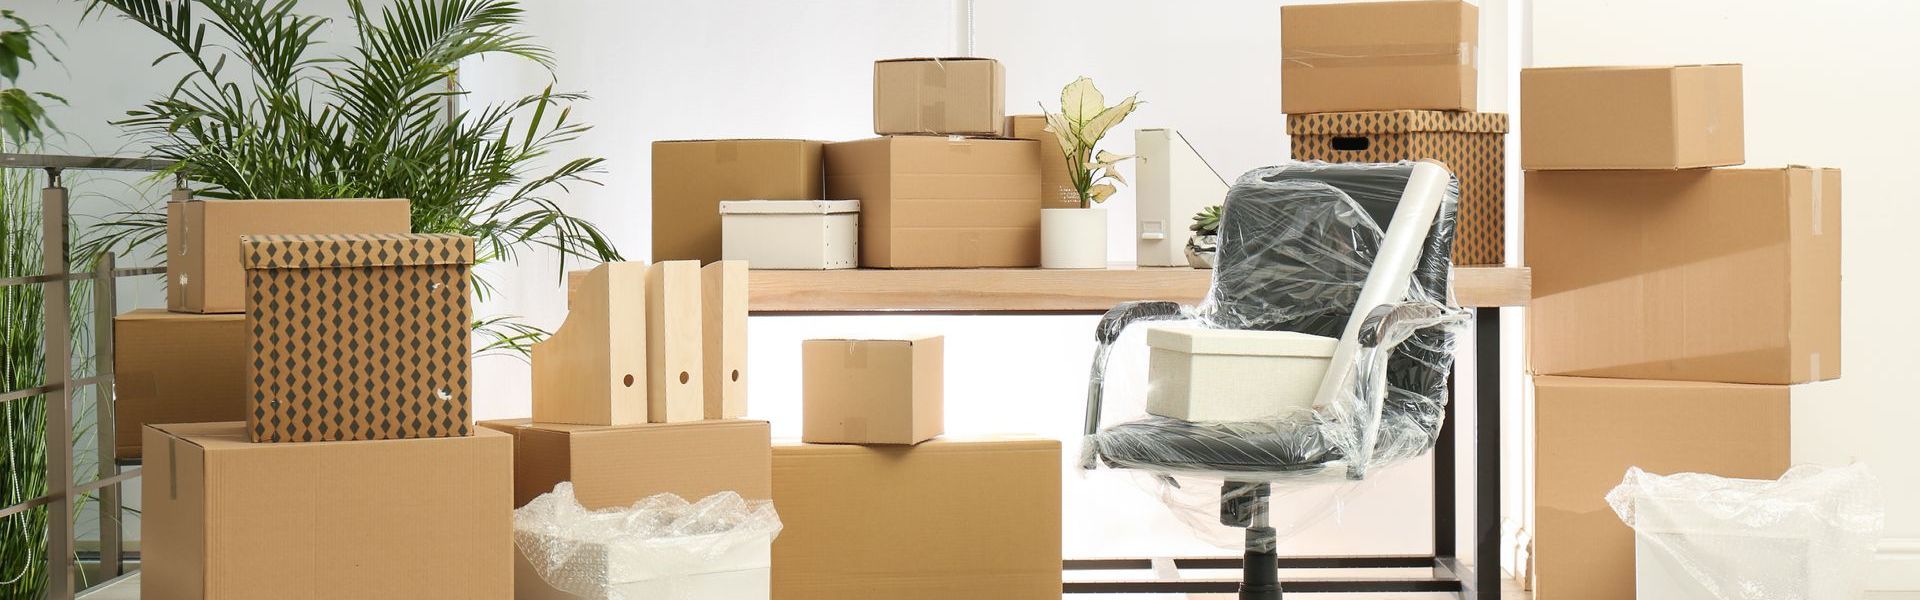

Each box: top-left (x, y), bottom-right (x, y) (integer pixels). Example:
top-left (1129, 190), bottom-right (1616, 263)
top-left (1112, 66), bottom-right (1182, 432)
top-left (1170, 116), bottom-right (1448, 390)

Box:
top-left (514, 531), bottom-right (773, 600)
top-left (719, 200), bottom-right (859, 269)
top-left (1145, 325), bottom-right (1337, 422)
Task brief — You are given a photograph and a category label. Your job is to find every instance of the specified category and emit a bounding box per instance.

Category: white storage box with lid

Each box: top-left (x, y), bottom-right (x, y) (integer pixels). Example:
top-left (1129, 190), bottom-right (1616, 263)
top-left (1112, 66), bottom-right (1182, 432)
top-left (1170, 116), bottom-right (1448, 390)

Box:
top-left (719, 200), bottom-right (859, 269)
top-left (1145, 325), bottom-right (1339, 422)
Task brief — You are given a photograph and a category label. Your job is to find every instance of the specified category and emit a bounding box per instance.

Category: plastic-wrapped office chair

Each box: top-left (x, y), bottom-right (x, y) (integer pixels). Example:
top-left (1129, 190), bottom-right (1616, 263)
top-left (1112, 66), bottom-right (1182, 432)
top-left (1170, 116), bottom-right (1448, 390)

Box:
top-left (1080, 161), bottom-right (1470, 599)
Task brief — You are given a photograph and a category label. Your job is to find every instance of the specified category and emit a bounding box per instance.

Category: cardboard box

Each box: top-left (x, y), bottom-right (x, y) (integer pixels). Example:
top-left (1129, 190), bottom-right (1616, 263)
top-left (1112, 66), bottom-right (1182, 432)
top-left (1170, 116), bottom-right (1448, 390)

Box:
top-left (532, 262), bottom-right (649, 426)
top-left (242, 233), bottom-right (474, 442)
top-left (1281, 0), bottom-right (1478, 113)
top-left (824, 136), bottom-right (1042, 268)
top-left (1006, 114), bottom-right (1080, 209)
top-left (1527, 167), bottom-right (1840, 384)
top-left (141, 422), bottom-right (512, 599)
top-left (801, 336), bottom-right (942, 445)
top-left (111, 309), bottom-right (246, 460)
top-left (873, 57), bottom-right (1005, 136)
top-left (1521, 64), bottom-right (1744, 170)
top-left (652, 139), bottom-right (824, 263)
top-left (1533, 376), bottom-right (1792, 600)
top-left (771, 437), bottom-right (1062, 600)
top-left (1288, 110), bottom-right (1509, 265)
top-left (478, 419), bottom-right (771, 509)
top-left (702, 261), bottom-right (749, 418)
top-left (166, 198), bottom-right (410, 313)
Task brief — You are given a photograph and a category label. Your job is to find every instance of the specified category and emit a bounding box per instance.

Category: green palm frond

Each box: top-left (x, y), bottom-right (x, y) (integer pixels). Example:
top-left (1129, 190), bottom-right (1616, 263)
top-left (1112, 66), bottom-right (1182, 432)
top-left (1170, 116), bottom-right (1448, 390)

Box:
top-left (82, 0), bottom-right (622, 355)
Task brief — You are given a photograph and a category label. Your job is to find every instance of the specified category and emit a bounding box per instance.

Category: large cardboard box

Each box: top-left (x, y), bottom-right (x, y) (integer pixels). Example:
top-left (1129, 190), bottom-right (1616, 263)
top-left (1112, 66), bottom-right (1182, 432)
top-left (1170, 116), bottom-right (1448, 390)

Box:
top-left (167, 198), bottom-right (410, 313)
top-left (1006, 114), bottom-right (1079, 209)
top-left (801, 336), bottom-right (943, 445)
top-left (1533, 376), bottom-right (1792, 600)
top-left (478, 418), bottom-right (771, 508)
top-left (652, 139), bottom-right (824, 263)
top-left (1521, 64), bottom-right (1744, 170)
top-left (1288, 110), bottom-right (1509, 265)
top-left (141, 422), bottom-right (512, 599)
top-left (824, 136), bottom-right (1042, 268)
top-left (1280, 0), bottom-right (1478, 113)
top-left (771, 438), bottom-right (1062, 600)
top-left (111, 309), bottom-right (245, 460)
top-left (1527, 167), bottom-right (1840, 384)
top-left (874, 58), bottom-right (1005, 136)
top-left (242, 233), bottom-right (474, 442)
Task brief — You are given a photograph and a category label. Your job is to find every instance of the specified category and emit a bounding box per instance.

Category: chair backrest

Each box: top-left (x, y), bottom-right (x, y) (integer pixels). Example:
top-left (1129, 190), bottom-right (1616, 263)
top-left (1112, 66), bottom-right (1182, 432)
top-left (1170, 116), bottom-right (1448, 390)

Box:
top-left (1202, 161), bottom-right (1458, 454)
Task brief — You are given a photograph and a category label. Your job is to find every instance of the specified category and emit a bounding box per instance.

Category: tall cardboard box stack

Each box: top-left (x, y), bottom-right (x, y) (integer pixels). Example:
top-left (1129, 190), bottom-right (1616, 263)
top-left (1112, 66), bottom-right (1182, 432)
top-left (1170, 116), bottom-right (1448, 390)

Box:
top-left (503, 259), bottom-right (774, 598)
top-left (773, 335), bottom-right (1062, 599)
top-left (1522, 64), bottom-right (1841, 600)
top-left (1281, 0), bottom-right (1510, 266)
top-left (142, 228), bottom-right (515, 598)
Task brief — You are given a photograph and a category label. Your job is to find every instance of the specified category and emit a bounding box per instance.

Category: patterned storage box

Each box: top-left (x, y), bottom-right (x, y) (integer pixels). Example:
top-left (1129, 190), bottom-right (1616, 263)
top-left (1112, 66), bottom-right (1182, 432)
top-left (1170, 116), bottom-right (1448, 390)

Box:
top-left (1288, 110), bottom-right (1509, 266)
top-left (241, 233), bottom-right (474, 443)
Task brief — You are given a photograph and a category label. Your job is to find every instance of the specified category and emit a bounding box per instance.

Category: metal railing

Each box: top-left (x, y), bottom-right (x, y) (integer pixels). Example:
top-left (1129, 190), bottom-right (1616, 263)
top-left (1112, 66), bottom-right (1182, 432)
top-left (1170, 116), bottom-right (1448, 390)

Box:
top-left (1, 152), bottom-right (176, 599)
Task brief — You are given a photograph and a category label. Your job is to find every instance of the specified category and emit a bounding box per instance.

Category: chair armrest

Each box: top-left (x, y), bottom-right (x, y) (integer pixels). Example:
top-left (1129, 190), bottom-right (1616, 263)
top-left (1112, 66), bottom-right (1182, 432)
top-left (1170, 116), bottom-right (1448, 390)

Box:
top-left (1083, 301), bottom-right (1187, 463)
top-left (1357, 302), bottom-right (1469, 348)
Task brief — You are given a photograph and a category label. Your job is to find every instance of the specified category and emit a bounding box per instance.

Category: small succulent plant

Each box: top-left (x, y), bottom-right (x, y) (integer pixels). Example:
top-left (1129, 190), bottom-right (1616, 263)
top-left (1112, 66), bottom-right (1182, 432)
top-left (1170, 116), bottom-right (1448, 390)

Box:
top-left (1190, 204), bottom-right (1222, 236)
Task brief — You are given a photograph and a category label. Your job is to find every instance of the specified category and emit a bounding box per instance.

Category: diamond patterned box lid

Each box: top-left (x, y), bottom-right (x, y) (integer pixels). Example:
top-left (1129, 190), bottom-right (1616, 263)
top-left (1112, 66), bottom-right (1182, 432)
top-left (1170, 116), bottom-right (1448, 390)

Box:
top-left (1287, 110), bottom-right (1508, 135)
top-left (241, 233), bottom-right (474, 270)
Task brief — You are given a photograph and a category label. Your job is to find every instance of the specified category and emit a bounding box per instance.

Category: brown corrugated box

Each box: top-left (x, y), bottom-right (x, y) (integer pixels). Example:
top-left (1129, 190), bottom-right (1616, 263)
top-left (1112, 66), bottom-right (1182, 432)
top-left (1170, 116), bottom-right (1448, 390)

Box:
top-left (771, 437), bottom-right (1061, 600)
top-left (1521, 64), bottom-right (1744, 170)
top-left (824, 136), bottom-right (1042, 268)
top-left (1533, 376), bottom-right (1792, 600)
top-left (1288, 110), bottom-right (1508, 265)
top-left (1006, 114), bottom-right (1080, 209)
top-left (1281, 0), bottom-right (1477, 113)
top-left (243, 233), bottom-right (474, 442)
top-left (874, 58), bottom-right (1005, 136)
top-left (652, 139), bottom-right (824, 263)
top-left (166, 198), bottom-right (410, 313)
top-left (141, 422), bottom-right (512, 599)
top-left (478, 418), bottom-right (771, 508)
top-left (802, 336), bottom-right (942, 445)
top-left (1527, 167), bottom-right (1840, 384)
top-left (111, 309), bottom-right (246, 460)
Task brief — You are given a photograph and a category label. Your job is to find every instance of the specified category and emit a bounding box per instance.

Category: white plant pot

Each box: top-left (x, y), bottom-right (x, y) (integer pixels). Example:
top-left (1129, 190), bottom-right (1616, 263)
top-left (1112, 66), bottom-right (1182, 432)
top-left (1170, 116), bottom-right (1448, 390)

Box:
top-left (1041, 207), bottom-right (1108, 269)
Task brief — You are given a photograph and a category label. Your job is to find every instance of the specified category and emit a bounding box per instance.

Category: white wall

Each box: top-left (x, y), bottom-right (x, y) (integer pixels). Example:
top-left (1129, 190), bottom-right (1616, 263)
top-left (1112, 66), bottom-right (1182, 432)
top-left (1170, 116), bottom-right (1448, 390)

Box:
top-left (1529, 0), bottom-right (1920, 589)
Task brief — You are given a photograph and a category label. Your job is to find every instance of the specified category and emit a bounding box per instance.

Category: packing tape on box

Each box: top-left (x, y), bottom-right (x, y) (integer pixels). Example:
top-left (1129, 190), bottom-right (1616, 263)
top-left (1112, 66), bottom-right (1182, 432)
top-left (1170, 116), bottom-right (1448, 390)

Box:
top-left (167, 436), bottom-right (179, 500)
top-left (1283, 42), bottom-right (1475, 69)
top-left (921, 59), bottom-right (950, 87)
top-left (842, 416), bottom-right (868, 440)
top-left (922, 100), bottom-right (947, 132)
top-left (841, 342), bottom-right (868, 368)
top-left (1810, 352), bottom-right (1822, 382)
top-left (1810, 169), bottom-right (1825, 236)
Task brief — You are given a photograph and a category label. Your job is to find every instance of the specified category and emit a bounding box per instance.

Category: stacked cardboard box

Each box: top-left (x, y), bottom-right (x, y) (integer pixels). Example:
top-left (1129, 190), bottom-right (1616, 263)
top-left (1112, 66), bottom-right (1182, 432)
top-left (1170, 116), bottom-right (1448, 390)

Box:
top-left (141, 222), bottom-right (514, 597)
top-left (773, 336), bottom-right (1063, 599)
top-left (1281, 0), bottom-right (1510, 266)
top-left (1522, 64), bottom-right (1841, 600)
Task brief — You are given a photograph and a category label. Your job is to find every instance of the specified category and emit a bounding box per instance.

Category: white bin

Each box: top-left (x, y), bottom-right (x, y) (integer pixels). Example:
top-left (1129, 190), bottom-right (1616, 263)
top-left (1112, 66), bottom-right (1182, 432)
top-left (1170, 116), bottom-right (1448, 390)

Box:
top-left (1145, 325), bottom-right (1338, 422)
top-left (719, 200), bottom-right (859, 269)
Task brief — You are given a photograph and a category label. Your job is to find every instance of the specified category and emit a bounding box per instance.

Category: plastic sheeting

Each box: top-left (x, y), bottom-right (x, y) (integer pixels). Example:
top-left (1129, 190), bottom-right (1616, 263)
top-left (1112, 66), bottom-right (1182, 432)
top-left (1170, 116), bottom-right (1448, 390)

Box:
top-left (1078, 161), bottom-right (1467, 544)
top-left (1607, 465), bottom-right (1884, 600)
top-left (514, 483), bottom-right (783, 600)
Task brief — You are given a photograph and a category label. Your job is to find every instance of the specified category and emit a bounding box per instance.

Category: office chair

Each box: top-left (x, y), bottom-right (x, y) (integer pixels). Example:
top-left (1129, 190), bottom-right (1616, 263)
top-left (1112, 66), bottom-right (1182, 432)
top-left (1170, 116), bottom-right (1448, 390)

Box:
top-left (1080, 161), bottom-right (1468, 599)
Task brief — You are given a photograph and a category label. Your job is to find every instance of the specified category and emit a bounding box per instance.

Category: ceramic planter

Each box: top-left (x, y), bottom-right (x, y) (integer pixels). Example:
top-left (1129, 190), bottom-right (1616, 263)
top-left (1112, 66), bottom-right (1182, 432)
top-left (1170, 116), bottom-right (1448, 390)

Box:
top-left (1041, 207), bottom-right (1108, 269)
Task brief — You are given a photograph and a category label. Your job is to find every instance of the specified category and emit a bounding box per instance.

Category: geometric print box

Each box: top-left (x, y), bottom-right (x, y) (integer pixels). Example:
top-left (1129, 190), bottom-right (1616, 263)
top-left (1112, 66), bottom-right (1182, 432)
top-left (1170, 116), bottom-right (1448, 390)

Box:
top-left (241, 233), bottom-right (475, 442)
top-left (1288, 110), bottom-right (1509, 266)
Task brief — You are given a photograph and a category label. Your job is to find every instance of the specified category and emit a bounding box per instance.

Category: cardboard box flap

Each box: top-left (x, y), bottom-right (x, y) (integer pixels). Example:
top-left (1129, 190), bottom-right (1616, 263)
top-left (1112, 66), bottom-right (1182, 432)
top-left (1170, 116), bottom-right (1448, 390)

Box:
top-left (719, 200), bottom-right (860, 215)
top-left (654, 138), bottom-right (818, 145)
top-left (1287, 110), bottom-right (1508, 135)
top-left (241, 233), bottom-right (474, 269)
top-left (875, 57), bottom-right (998, 64)
top-left (1523, 63), bottom-right (1741, 73)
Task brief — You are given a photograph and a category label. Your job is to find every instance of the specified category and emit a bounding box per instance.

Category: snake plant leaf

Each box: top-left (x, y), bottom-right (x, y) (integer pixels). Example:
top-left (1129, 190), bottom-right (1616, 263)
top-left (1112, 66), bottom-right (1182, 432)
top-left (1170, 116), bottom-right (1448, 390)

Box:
top-left (1089, 183), bottom-right (1117, 203)
top-left (1060, 76), bottom-right (1104, 123)
top-left (1080, 94), bottom-right (1139, 146)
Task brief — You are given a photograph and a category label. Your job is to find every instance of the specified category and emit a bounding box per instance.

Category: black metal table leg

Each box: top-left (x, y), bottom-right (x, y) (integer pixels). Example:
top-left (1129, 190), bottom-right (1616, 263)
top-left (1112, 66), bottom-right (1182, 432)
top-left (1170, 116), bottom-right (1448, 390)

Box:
top-left (1472, 306), bottom-right (1504, 598)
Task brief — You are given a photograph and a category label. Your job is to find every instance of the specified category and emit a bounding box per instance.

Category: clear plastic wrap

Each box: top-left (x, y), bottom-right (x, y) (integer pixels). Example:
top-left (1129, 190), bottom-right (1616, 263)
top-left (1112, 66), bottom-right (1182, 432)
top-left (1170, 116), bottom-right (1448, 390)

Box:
top-left (514, 483), bottom-right (784, 600)
top-left (1606, 465), bottom-right (1884, 600)
top-left (1079, 161), bottom-right (1467, 543)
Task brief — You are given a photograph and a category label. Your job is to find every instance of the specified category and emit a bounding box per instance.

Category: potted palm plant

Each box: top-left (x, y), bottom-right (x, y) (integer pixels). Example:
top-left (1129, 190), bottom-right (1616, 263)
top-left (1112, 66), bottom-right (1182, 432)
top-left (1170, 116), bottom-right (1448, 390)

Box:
top-left (1040, 77), bottom-right (1138, 269)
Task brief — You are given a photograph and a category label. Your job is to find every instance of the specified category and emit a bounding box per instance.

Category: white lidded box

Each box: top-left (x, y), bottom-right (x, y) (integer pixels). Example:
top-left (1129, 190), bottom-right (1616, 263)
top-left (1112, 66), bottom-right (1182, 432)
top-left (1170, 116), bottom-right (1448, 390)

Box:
top-left (1146, 325), bottom-right (1338, 422)
top-left (719, 200), bottom-right (859, 269)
